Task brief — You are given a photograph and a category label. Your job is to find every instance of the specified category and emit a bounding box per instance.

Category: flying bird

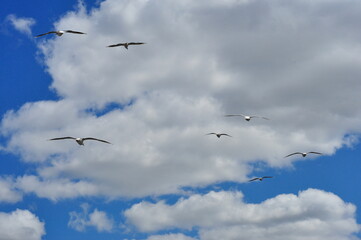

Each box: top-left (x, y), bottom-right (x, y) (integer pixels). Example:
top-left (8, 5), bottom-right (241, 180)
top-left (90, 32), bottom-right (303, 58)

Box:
top-left (107, 42), bottom-right (145, 49)
top-left (206, 133), bottom-right (232, 138)
top-left (48, 137), bottom-right (111, 146)
top-left (284, 151), bottom-right (322, 158)
top-left (249, 176), bottom-right (273, 182)
top-left (35, 30), bottom-right (86, 38)
top-left (224, 114), bottom-right (269, 121)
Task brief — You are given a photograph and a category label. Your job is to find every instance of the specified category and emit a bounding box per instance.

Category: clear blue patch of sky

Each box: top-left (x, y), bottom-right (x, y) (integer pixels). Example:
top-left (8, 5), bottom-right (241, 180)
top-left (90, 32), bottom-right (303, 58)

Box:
top-left (0, 152), bottom-right (38, 176)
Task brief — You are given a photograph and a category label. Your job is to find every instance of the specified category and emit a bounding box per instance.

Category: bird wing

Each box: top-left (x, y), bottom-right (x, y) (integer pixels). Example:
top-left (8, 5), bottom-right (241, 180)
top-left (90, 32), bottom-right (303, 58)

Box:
top-left (224, 114), bottom-right (245, 117)
top-left (49, 137), bottom-right (76, 141)
top-left (220, 134), bottom-right (232, 137)
top-left (262, 176), bottom-right (273, 179)
top-left (206, 133), bottom-right (217, 135)
top-left (249, 178), bottom-right (260, 182)
top-left (128, 42), bottom-right (145, 45)
top-left (284, 152), bottom-right (303, 158)
top-left (65, 30), bottom-right (86, 34)
top-left (83, 137), bottom-right (111, 144)
top-left (35, 31), bottom-right (57, 37)
top-left (250, 116), bottom-right (270, 120)
top-left (308, 151), bottom-right (322, 155)
top-left (107, 43), bottom-right (125, 47)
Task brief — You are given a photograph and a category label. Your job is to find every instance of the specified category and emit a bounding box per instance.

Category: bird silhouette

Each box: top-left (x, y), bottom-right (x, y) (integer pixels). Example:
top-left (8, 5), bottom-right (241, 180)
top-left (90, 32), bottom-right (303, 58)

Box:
top-left (206, 133), bottom-right (232, 138)
top-left (35, 30), bottom-right (86, 37)
top-left (284, 152), bottom-right (322, 158)
top-left (48, 137), bottom-right (111, 146)
top-left (107, 42), bottom-right (145, 49)
top-left (224, 113), bottom-right (269, 121)
top-left (249, 176), bottom-right (273, 182)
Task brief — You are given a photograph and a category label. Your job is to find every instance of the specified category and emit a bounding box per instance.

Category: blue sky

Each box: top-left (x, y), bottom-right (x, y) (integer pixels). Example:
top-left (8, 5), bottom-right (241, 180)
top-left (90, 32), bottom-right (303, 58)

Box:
top-left (1, 0), bottom-right (361, 239)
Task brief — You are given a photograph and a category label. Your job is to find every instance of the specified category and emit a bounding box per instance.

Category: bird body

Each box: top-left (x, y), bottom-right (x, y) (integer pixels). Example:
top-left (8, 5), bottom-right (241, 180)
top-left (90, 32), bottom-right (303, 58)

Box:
top-left (249, 176), bottom-right (273, 182)
top-left (75, 138), bottom-right (85, 145)
top-left (224, 114), bottom-right (269, 121)
top-left (206, 133), bottom-right (232, 138)
top-left (55, 30), bottom-right (65, 36)
top-left (49, 137), bottom-right (111, 146)
top-left (107, 42), bottom-right (145, 49)
top-left (284, 151), bottom-right (322, 158)
top-left (35, 30), bottom-right (86, 38)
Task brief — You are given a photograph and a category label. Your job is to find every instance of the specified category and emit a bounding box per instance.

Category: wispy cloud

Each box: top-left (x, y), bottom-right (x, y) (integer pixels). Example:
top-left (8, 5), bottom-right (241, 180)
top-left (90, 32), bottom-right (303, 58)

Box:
top-left (68, 203), bottom-right (114, 232)
top-left (6, 14), bottom-right (35, 36)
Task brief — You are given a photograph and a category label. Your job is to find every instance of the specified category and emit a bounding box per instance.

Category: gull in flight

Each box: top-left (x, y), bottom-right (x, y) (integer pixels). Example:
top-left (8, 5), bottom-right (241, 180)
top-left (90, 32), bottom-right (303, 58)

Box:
top-left (206, 133), bottom-right (232, 138)
top-left (284, 151), bottom-right (322, 158)
top-left (107, 42), bottom-right (146, 49)
top-left (49, 137), bottom-right (111, 146)
top-left (249, 176), bottom-right (273, 182)
top-left (35, 30), bottom-right (86, 38)
top-left (224, 114), bottom-right (269, 121)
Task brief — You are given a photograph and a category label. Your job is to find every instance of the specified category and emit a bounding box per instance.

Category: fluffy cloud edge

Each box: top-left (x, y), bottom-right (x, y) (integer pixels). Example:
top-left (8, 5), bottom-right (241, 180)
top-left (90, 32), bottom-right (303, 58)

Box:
top-left (0, 177), bottom-right (22, 203)
top-left (125, 189), bottom-right (360, 240)
top-left (0, 209), bottom-right (45, 240)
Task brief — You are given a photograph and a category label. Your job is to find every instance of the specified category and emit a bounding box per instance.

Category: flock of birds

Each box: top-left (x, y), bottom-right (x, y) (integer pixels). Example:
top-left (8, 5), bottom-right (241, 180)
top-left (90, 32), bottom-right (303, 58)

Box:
top-left (208, 114), bottom-right (322, 182)
top-left (36, 29), bottom-right (323, 183)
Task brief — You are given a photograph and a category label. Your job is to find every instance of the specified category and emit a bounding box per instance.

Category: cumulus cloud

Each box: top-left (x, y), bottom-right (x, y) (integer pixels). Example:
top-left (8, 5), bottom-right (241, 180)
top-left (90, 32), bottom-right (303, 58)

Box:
top-left (6, 14), bottom-right (36, 36)
top-left (68, 203), bottom-right (114, 232)
top-left (0, 209), bottom-right (45, 240)
top-left (125, 189), bottom-right (360, 240)
top-left (2, 0), bottom-right (361, 199)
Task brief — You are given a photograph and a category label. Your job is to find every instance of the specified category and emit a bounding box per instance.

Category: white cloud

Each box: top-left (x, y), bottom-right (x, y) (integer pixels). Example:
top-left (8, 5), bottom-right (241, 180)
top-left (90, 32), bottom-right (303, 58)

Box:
top-left (0, 177), bottom-right (22, 203)
top-left (125, 189), bottom-right (360, 240)
top-left (6, 14), bottom-right (36, 36)
top-left (88, 208), bottom-right (114, 232)
top-left (16, 175), bottom-right (100, 201)
top-left (1, 0), bottom-right (361, 199)
top-left (0, 209), bottom-right (45, 240)
top-left (68, 203), bottom-right (114, 232)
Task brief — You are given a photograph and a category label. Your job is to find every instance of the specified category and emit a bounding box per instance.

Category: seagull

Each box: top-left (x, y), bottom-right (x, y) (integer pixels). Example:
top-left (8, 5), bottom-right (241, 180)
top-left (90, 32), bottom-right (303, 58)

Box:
top-left (206, 133), bottom-right (232, 138)
top-left (249, 176), bottom-right (273, 182)
top-left (284, 151), bottom-right (322, 158)
top-left (48, 137), bottom-right (111, 146)
top-left (35, 30), bottom-right (86, 38)
top-left (107, 42), bottom-right (146, 49)
top-left (224, 114), bottom-right (269, 121)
